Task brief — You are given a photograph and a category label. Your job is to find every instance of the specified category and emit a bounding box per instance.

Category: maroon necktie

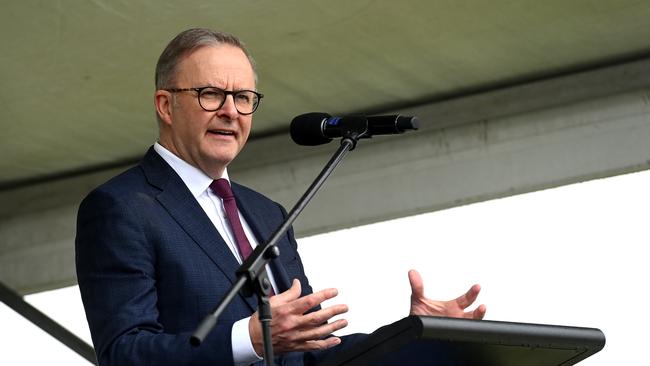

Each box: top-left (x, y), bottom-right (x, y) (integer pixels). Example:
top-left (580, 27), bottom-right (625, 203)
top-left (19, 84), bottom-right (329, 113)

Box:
top-left (210, 178), bottom-right (254, 261)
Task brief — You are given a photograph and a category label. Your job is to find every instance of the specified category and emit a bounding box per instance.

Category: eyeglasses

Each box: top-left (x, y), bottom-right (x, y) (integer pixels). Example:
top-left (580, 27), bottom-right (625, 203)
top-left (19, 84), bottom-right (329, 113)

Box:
top-left (164, 86), bottom-right (264, 115)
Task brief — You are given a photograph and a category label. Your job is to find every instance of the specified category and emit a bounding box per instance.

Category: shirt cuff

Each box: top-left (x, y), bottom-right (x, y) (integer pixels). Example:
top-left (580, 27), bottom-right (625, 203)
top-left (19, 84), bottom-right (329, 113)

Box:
top-left (232, 316), bottom-right (263, 366)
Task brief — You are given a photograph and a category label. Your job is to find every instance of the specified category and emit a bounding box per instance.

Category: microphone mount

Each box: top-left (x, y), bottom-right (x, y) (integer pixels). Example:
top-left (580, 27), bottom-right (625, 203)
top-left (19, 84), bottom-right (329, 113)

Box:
top-left (333, 116), bottom-right (371, 149)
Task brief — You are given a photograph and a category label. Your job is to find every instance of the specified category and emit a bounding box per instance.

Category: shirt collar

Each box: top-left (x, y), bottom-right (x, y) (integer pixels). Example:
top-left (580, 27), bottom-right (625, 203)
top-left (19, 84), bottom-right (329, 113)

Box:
top-left (153, 142), bottom-right (229, 198)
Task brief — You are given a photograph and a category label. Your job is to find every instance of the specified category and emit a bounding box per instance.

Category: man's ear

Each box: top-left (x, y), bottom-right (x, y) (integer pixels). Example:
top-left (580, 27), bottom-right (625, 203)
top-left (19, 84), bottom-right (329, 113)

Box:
top-left (154, 90), bottom-right (174, 126)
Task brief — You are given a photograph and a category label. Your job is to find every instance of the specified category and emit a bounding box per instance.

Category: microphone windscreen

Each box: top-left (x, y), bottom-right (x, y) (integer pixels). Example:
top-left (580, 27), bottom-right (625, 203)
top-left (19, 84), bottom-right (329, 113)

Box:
top-left (290, 112), bottom-right (332, 146)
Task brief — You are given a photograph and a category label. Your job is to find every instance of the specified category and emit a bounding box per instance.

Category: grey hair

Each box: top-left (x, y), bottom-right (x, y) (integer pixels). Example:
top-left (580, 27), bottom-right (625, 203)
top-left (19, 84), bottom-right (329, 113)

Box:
top-left (155, 28), bottom-right (257, 90)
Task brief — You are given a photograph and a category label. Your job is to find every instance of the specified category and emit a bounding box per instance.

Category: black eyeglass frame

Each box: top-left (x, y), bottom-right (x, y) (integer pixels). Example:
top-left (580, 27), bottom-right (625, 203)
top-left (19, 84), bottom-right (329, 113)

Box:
top-left (164, 87), bottom-right (264, 115)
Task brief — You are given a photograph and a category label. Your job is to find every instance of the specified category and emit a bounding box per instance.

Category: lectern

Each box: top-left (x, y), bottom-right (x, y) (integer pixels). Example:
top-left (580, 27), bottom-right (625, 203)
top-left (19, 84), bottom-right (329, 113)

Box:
top-left (318, 316), bottom-right (605, 366)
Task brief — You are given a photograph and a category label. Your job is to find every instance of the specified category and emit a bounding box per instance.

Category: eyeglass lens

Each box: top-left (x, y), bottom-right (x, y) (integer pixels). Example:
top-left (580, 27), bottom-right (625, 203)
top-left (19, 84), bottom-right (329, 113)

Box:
top-left (199, 88), bottom-right (260, 114)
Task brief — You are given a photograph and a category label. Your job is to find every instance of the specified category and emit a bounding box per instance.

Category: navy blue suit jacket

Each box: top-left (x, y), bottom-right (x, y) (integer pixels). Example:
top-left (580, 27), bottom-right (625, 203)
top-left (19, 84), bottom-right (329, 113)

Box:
top-left (76, 147), bottom-right (354, 366)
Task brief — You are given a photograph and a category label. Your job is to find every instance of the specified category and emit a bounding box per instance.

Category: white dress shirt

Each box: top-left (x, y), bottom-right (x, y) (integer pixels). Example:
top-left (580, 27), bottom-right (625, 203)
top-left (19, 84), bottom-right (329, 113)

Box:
top-left (154, 142), bottom-right (276, 365)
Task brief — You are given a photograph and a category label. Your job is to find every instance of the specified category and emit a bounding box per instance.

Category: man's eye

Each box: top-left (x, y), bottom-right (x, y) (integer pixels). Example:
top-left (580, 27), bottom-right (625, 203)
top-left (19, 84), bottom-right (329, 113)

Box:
top-left (202, 90), bottom-right (223, 99)
top-left (236, 93), bottom-right (252, 103)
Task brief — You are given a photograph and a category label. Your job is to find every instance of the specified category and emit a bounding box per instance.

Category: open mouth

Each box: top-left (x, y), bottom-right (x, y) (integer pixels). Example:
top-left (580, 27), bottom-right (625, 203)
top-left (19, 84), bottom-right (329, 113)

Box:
top-left (208, 129), bottom-right (235, 136)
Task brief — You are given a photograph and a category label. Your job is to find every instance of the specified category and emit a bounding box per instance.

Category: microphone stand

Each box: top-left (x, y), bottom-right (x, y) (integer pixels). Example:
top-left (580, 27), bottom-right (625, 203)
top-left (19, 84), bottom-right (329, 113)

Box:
top-left (191, 117), bottom-right (371, 366)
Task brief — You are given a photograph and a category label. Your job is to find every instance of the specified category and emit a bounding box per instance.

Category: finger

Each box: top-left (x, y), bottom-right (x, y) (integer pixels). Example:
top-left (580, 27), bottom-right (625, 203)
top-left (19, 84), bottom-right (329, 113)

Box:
top-left (470, 304), bottom-right (486, 320)
top-left (270, 279), bottom-right (302, 305)
top-left (304, 336), bottom-right (342, 351)
top-left (408, 269), bottom-right (425, 299)
top-left (287, 287), bottom-right (340, 315)
top-left (283, 336), bottom-right (342, 353)
top-left (291, 318), bottom-right (349, 343)
top-left (299, 304), bottom-right (349, 328)
top-left (455, 284), bottom-right (481, 309)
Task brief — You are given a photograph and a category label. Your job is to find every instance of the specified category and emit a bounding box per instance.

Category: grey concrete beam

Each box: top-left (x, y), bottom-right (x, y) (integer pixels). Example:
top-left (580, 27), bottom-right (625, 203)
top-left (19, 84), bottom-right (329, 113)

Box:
top-left (2, 59), bottom-right (650, 294)
top-left (234, 89), bottom-right (650, 236)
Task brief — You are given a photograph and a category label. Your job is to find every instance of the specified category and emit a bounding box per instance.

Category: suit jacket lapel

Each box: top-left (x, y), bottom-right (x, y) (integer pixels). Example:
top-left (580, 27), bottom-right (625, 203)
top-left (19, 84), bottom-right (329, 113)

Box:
top-left (140, 148), bottom-right (257, 311)
top-left (232, 184), bottom-right (292, 293)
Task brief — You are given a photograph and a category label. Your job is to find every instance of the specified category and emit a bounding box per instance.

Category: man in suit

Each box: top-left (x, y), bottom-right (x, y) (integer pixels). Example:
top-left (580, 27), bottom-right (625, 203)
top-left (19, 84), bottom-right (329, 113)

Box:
top-left (76, 28), bottom-right (486, 366)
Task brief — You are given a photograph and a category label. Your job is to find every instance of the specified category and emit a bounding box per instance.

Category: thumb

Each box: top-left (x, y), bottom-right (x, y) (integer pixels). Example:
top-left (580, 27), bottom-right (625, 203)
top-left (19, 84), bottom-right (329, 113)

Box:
top-left (408, 269), bottom-right (425, 299)
top-left (270, 279), bottom-right (302, 305)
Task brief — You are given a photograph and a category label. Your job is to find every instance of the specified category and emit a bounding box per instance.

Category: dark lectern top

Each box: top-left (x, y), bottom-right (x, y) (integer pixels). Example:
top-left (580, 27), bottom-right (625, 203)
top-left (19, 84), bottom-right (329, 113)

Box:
top-left (318, 316), bottom-right (605, 366)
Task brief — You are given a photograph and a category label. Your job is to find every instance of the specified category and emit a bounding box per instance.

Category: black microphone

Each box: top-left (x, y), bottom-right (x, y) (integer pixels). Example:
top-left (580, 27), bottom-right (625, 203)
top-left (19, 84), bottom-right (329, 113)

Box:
top-left (290, 112), bottom-right (419, 146)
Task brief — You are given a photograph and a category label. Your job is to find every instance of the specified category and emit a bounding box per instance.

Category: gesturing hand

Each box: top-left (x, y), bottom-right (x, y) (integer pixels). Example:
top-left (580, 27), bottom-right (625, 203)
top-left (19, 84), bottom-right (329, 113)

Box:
top-left (408, 269), bottom-right (486, 320)
top-left (249, 279), bottom-right (349, 356)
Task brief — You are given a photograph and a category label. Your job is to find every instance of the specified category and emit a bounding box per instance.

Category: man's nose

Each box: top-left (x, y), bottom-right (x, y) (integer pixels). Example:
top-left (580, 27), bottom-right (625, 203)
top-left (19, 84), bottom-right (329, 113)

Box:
top-left (217, 95), bottom-right (239, 118)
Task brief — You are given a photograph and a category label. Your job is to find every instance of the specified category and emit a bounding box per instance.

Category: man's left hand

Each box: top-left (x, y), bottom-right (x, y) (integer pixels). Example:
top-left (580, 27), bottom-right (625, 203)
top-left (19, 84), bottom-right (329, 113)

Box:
top-left (408, 269), bottom-right (486, 320)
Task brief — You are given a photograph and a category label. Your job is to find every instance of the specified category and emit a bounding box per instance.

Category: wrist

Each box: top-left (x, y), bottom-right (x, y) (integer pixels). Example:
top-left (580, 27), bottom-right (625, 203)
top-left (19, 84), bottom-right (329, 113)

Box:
top-left (232, 317), bottom-right (262, 365)
top-left (248, 313), bottom-right (263, 356)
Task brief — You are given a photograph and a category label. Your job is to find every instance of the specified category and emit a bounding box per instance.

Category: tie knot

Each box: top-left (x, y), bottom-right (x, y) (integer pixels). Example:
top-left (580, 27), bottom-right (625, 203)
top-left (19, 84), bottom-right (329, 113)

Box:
top-left (210, 178), bottom-right (234, 199)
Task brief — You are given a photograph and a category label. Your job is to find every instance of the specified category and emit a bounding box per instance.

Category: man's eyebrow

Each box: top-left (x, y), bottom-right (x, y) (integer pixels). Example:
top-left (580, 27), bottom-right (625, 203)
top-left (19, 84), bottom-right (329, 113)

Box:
top-left (202, 85), bottom-right (255, 92)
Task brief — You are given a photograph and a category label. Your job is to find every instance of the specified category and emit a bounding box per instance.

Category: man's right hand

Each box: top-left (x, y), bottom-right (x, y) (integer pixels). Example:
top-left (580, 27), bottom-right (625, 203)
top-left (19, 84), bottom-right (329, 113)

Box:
top-left (248, 279), bottom-right (349, 356)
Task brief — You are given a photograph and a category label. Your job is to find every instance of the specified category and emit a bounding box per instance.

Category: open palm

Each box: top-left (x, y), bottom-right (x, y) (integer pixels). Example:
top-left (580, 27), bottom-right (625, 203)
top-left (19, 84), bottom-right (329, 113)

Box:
top-left (408, 269), bottom-right (486, 319)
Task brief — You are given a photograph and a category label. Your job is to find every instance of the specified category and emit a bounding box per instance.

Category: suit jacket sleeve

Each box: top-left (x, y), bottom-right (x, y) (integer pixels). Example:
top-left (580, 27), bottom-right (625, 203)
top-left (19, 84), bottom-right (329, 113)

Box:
top-left (76, 187), bottom-right (235, 366)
